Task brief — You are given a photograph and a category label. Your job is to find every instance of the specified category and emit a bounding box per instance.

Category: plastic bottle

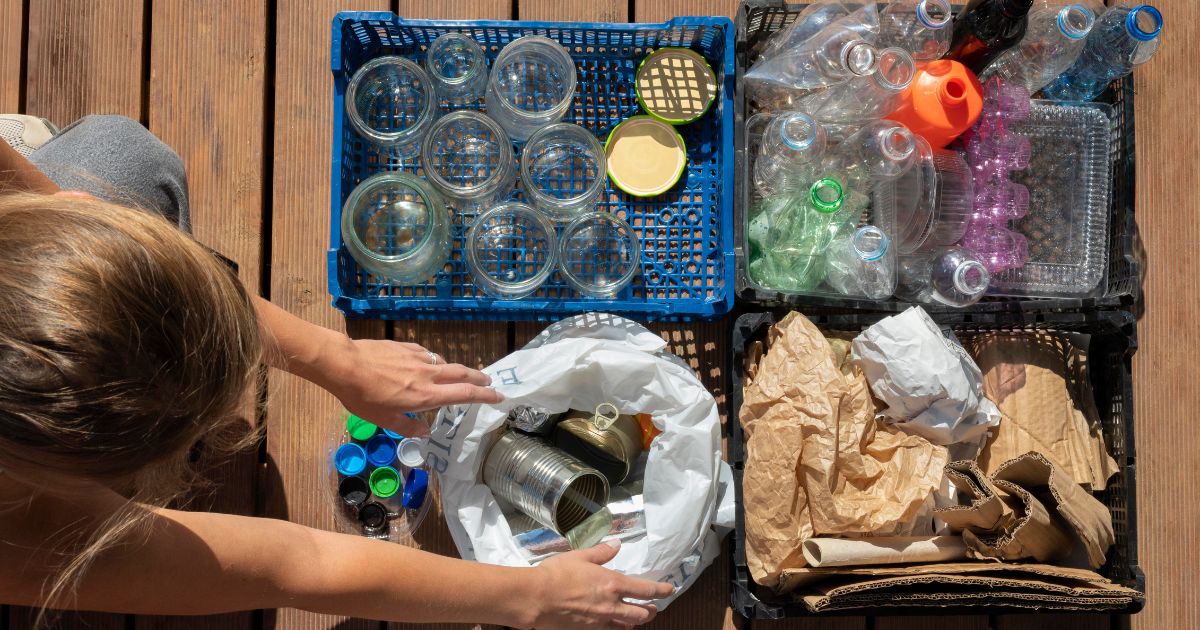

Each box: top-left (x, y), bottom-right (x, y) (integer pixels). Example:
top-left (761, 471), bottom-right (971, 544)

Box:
top-left (752, 112), bottom-right (828, 196)
top-left (879, 0), bottom-right (954, 61)
top-left (797, 47), bottom-right (917, 123)
top-left (825, 225), bottom-right (896, 299)
top-left (746, 7), bottom-right (881, 95)
top-left (755, 1), bottom-right (865, 62)
top-left (747, 178), bottom-right (848, 291)
top-left (895, 246), bottom-right (991, 306)
top-left (978, 4), bottom-right (1096, 93)
top-left (1041, 4), bottom-right (1163, 102)
top-left (822, 120), bottom-right (918, 191)
top-left (946, 0), bottom-right (1035, 73)
top-left (885, 60), bottom-right (984, 148)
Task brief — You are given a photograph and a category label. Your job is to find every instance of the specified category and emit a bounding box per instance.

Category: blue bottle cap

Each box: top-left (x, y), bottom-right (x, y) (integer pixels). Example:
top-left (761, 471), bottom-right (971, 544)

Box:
top-left (334, 442), bottom-right (367, 476)
top-left (365, 434), bottom-right (398, 467)
top-left (383, 428), bottom-right (404, 439)
top-left (402, 468), bottom-right (429, 509)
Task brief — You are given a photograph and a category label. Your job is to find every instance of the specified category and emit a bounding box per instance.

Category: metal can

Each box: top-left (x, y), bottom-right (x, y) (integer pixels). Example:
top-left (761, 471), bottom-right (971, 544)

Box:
top-left (483, 431), bottom-right (610, 534)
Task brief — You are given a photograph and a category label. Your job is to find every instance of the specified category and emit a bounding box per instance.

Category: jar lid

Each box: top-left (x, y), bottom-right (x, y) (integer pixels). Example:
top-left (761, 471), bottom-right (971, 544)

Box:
top-left (635, 47), bottom-right (718, 125)
top-left (604, 116), bottom-right (687, 197)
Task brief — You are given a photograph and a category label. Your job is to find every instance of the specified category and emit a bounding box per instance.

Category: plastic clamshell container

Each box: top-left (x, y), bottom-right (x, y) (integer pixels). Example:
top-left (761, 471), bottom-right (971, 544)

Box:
top-left (330, 12), bottom-right (735, 320)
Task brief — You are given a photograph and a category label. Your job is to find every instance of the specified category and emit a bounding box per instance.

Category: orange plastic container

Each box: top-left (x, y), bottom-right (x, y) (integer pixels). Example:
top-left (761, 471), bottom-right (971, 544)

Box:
top-left (886, 60), bottom-right (984, 149)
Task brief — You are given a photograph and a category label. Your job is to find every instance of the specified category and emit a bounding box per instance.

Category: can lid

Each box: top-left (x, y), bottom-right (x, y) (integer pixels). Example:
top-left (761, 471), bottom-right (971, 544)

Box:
top-left (403, 468), bottom-right (430, 509)
top-left (635, 47), bottom-right (717, 125)
top-left (346, 413), bottom-right (378, 441)
top-left (334, 442), bottom-right (368, 476)
top-left (397, 438), bottom-right (427, 468)
top-left (604, 116), bottom-right (687, 197)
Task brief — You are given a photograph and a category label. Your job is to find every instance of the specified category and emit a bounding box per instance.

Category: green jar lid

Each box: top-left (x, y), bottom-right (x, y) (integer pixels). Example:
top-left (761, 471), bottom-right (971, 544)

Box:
top-left (635, 47), bottom-right (718, 125)
top-left (346, 413), bottom-right (378, 441)
top-left (369, 466), bottom-right (402, 498)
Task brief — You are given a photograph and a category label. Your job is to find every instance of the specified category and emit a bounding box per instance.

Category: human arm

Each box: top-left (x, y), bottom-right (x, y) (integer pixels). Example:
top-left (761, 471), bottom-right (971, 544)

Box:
top-left (0, 489), bottom-right (671, 628)
top-left (0, 133), bottom-right (57, 194)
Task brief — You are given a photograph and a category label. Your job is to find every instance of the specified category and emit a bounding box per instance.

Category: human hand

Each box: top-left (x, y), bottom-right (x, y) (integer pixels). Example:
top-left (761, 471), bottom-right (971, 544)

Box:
top-left (522, 541), bottom-right (676, 629)
top-left (324, 338), bottom-right (503, 436)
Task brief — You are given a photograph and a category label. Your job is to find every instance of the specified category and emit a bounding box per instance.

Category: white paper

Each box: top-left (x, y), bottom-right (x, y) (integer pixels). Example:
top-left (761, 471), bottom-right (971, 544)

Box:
top-left (851, 307), bottom-right (1001, 451)
top-left (428, 313), bottom-right (734, 608)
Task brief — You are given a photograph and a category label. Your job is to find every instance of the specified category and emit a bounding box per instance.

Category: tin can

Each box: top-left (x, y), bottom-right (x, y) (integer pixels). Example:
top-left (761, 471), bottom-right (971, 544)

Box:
top-left (483, 431), bottom-right (610, 534)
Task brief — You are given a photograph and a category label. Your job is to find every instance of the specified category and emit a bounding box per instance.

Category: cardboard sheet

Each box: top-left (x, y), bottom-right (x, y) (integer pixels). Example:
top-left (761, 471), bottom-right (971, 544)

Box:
top-left (740, 312), bottom-right (947, 589)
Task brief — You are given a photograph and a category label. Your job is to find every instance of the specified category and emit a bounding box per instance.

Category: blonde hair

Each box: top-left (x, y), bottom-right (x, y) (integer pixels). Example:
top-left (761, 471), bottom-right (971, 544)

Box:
top-left (0, 193), bottom-right (263, 620)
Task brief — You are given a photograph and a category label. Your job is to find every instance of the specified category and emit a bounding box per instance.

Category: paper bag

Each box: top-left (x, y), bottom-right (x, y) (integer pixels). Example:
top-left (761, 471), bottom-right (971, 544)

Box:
top-left (740, 312), bottom-right (947, 589)
top-left (972, 332), bottom-right (1118, 491)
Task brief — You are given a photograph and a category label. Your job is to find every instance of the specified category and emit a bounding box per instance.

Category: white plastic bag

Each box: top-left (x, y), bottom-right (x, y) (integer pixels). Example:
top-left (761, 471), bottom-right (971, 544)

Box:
top-left (427, 313), bottom-right (734, 608)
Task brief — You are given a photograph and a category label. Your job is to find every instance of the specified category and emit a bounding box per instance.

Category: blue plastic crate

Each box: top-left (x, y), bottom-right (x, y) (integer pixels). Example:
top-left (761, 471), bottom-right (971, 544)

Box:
top-left (329, 12), bottom-right (736, 320)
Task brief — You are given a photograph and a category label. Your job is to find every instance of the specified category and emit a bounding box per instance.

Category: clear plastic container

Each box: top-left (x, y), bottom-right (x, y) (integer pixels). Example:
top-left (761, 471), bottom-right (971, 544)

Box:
top-left (426, 33), bottom-right (489, 109)
top-left (520, 123), bottom-right (606, 220)
top-left (345, 56), bottom-right (438, 157)
top-left (824, 224), bottom-right (896, 299)
top-left (421, 111), bottom-right (515, 207)
top-left (340, 172), bottom-right (450, 285)
top-left (987, 100), bottom-right (1113, 297)
top-left (486, 36), bottom-right (577, 141)
top-left (752, 111), bottom-right (827, 197)
top-left (466, 202), bottom-right (558, 299)
top-left (876, 136), bottom-right (973, 255)
top-left (896, 246), bottom-right (991, 307)
top-left (797, 47), bottom-right (916, 123)
top-left (978, 3), bottom-right (1096, 94)
top-left (879, 0), bottom-right (954, 61)
top-left (558, 212), bottom-right (641, 298)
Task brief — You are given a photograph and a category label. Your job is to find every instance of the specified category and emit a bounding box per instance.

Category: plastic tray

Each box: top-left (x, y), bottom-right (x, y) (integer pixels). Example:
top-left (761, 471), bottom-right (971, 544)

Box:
top-left (733, 0), bottom-right (1140, 313)
top-left (329, 12), bottom-right (735, 320)
top-left (727, 309), bottom-right (1143, 618)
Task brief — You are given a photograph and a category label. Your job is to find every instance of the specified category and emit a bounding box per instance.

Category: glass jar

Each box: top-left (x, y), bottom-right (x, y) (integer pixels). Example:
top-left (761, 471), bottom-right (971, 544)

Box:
top-left (520, 123), bottom-right (606, 220)
top-left (426, 33), bottom-right (489, 109)
top-left (345, 56), bottom-right (438, 158)
top-left (466, 202), bottom-right (558, 299)
top-left (485, 36), bottom-right (577, 141)
top-left (340, 172), bottom-right (450, 284)
top-left (421, 111), bottom-right (516, 206)
top-left (558, 211), bottom-right (641, 298)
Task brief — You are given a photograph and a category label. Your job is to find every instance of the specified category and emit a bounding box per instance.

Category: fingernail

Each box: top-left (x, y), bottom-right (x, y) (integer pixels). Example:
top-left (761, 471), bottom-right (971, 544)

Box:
top-left (606, 539), bottom-right (622, 551)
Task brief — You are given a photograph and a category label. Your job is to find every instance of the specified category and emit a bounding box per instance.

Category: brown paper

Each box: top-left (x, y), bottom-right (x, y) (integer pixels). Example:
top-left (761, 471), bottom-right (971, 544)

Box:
top-left (972, 332), bottom-right (1118, 491)
top-left (740, 312), bottom-right (948, 589)
top-left (801, 536), bottom-right (968, 567)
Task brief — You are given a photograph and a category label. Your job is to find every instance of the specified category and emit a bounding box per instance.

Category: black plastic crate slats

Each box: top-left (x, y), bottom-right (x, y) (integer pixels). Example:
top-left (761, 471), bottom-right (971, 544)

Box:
top-left (726, 308), bottom-right (1143, 617)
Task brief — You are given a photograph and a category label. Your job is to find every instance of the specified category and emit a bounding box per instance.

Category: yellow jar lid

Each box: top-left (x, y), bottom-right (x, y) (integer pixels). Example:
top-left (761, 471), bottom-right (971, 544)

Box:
top-left (604, 116), bottom-right (687, 198)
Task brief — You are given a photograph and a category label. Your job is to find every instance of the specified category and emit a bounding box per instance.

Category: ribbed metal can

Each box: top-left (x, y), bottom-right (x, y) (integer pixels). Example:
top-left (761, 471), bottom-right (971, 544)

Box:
top-left (483, 431), bottom-right (610, 534)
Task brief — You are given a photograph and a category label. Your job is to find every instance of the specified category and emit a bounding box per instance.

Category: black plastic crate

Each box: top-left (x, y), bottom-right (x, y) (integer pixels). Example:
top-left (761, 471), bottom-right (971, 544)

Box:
top-left (733, 1), bottom-right (1140, 314)
top-left (727, 308), bottom-right (1144, 618)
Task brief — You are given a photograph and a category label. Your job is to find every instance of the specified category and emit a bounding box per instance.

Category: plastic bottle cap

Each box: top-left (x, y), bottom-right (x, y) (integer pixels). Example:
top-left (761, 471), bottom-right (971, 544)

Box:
top-left (402, 468), bottom-right (430, 509)
top-left (369, 466), bottom-right (402, 498)
top-left (955, 260), bottom-right (990, 295)
top-left (1126, 5), bottom-right (1163, 42)
top-left (365, 434), bottom-right (398, 467)
top-left (346, 414), bottom-right (378, 441)
top-left (635, 48), bottom-right (717, 125)
top-left (841, 41), bottom-right (878, 77)
top-left (809, 178), bottom-right (844, 214)
top-left (780, 113), bottom-right (819, 150)
top-left (1058, 4), bottom-right (1095, 40)
top-left (917, 0), bottom-right (951, 28)
top-left (383, 428), bottom-right (404, 439)
top-left (338, 475), bottom-right (370, 507)
top-left (604, 116), bottom-right (687, 197)
top-left (397, 438), bottom-right (427, 468)
top-left (358, 502), bottom-right (389, 530)
top-left (852, 226), bottom-right (889, 262)
top-left (334, 442), bottom-right (368, 476)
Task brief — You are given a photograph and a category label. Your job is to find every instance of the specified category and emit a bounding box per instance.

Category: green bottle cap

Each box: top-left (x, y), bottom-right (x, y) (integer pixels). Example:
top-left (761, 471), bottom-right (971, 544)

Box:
top-left (346, 413), bottom-right (378, 441)
top-left (369, 466), bottom-right (402, 498)
top-left (810, 178), bottom-right (844, 214)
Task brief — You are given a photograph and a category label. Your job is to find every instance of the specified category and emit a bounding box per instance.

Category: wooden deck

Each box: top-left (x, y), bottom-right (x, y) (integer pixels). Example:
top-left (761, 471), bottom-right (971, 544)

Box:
top-left (0, 1), bottom-right (1195, 629)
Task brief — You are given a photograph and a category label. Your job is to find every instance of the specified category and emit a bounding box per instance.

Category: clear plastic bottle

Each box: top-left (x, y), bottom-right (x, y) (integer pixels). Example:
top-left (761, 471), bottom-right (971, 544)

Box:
top-left (1041, 4), bottom-right (1163, 102)
top-left (747, 178), bottom-right (848, 291)
top-left (753, 112), bottom-right (828, 196)
top-left (825, 224), bottom-right (896, 299)
top-left (755, 1), bottom-right (866, 62)
top-left (746, 12), bottom-right (881, 95)
top-left (822, 120), bottom-right (918, 191)
top-left (797, 47), bottom-right (917, 123)
top-left (979, 4), bottom-right (1096, 94)
top-left (896, 246), bottom-right (991, 306)
top-left (879, 0), bottom-right (954, 61)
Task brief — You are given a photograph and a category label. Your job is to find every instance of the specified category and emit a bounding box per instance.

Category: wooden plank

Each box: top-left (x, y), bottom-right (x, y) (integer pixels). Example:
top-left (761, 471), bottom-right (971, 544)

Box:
top-left (876, 616), bottom-right (990, 630)
top-left (1130, 1), bottom-right (1200, 630)
top-left (518, 0), bottom-right (629, 22)
top-left (141, 2), bottom-right (269, 629)
top-left (7, 608), bottom-right (126, 630)
top-left (0, 0), bottom-right (21, 111)
top-left (24, 0), bottom-right (143, 124)
top-left (994, 615), bottom-right (1112, 630)
top-left (264, 0), bottom-right (389, 628)
top-left (634, 0), bottom-right (740, 21)
top-left (395, 0), bottom-right (510, 19)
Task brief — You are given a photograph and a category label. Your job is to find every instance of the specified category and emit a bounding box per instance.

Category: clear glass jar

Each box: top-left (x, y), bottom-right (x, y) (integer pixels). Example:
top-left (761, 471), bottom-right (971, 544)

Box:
top-left (345, 56), bottom-right (438, 158)
top-left (520, 123), bottom-right (606, 220)
top-left (340, 172), bottom-right (450, 285)
top-left (426, 33), bottom-right (489, 109)
top-left (558, 212), bottom-right (641, 298)
top-left (421, 111), bottom-right (516, 207)
top-left (485, 36), bottom-right (577, 141)
top-left (466, 202), bottom-right (558, 299)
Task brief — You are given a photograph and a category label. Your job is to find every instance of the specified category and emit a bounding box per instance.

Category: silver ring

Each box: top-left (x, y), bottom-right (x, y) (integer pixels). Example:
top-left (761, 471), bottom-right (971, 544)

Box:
top-left (427, 351), bottom-right (439, 365)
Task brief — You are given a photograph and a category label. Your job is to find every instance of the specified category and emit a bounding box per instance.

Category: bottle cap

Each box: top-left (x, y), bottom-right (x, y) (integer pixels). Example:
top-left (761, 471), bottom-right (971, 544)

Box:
top-left (338, 475), bottom-right (370, 507)
top-left (365, 434), bottom-right (398, 467)
top-left (369, 466), bottom-right (402, 498)
top-left (402, 468), bottom-right (430, 509)
top-left (605, 116), bottom-right (687, 197)
top-left (635, 48), bottom-right (717, 125)
top-left (397, 438), bottom-right (427, 468)
top-left (383, 428), bottom-right (404, 439)
top-left (346, 413), bottom-right (378, 441)
top-left (334, 442), bottom-right (368, 476)
top-left (358, 502), bottom-right (389, 531)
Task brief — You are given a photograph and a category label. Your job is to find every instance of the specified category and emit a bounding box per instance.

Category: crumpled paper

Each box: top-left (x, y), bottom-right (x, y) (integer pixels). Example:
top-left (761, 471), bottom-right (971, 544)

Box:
top-left (971, 332), bottom-right (1118, 491)
top-left (740, 312), bottom-right (948, 589)
top-left (851, 307), bottom-right (1002, 459)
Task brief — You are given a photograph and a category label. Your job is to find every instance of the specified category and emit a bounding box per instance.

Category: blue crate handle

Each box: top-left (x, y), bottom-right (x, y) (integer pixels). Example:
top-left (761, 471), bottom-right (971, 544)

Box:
top-left (328, 12), bottom-right (736, 321)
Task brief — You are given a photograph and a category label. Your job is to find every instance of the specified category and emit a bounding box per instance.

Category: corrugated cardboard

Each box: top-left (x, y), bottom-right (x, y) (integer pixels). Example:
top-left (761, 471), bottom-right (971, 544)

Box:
top-left (739, 312), bottom-right (947, 589)
top-left (972, 332), bottom-right (1118, 491)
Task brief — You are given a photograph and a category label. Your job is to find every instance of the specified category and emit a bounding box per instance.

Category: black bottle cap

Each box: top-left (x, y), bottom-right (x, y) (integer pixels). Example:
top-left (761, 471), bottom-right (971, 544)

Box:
top-left (358, 501), bottom-right (389, 530)
top-left (338, 475), bottom-right (370, 507)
